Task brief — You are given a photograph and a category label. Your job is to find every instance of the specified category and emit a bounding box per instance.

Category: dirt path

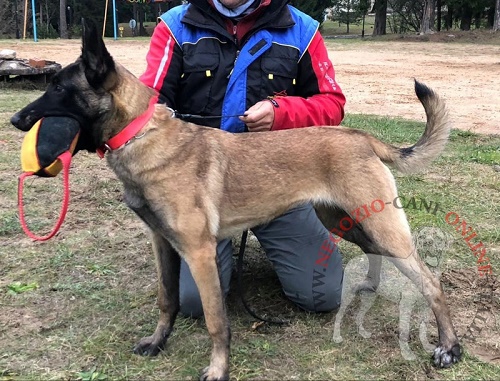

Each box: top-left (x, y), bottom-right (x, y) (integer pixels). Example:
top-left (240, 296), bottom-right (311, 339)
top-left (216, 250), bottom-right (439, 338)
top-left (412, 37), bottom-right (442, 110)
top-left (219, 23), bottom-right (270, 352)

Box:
top-left (329, 41), bottom-right (500, 135)
top-left (2, 38), bottom-right (499, 135)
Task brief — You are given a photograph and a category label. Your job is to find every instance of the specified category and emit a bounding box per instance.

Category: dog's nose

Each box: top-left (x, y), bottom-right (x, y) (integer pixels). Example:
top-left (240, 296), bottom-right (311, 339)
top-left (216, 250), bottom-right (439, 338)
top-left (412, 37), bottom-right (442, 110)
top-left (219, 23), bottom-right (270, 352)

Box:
top-left (10, 113), bottom-right (20, 127)
top-left (10, 112), bottom-right (32, 131)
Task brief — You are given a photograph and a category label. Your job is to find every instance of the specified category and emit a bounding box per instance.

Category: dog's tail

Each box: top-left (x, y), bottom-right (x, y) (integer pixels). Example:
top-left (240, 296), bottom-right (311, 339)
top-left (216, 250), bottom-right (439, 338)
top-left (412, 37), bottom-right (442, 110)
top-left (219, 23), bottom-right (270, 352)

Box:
top-left (367, 80), bottom-right (451, 173)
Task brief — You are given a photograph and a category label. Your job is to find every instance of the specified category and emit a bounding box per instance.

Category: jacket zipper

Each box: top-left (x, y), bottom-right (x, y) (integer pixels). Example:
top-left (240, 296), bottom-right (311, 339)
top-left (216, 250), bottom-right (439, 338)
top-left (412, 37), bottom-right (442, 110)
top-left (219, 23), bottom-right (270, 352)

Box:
top-left (228, 25), bottom-right (240, 78)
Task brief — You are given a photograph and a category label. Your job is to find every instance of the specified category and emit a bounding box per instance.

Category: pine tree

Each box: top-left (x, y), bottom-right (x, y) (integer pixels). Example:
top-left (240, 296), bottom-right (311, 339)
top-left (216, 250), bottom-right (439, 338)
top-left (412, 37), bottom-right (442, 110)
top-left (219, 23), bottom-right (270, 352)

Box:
top-left (290, 0), bottom-right (334, 25)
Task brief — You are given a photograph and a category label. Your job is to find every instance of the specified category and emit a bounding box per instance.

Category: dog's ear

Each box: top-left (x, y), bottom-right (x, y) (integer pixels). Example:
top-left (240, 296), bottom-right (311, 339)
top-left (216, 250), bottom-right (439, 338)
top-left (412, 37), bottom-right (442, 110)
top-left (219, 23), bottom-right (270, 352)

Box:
top-left (80, 19), bottom-right (117, 90)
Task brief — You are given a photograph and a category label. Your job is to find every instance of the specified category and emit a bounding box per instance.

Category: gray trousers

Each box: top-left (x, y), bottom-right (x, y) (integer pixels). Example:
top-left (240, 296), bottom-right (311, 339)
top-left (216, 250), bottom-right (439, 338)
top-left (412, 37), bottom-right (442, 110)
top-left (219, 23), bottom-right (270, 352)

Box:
top-left (179, 203), bottom-right (344, 317)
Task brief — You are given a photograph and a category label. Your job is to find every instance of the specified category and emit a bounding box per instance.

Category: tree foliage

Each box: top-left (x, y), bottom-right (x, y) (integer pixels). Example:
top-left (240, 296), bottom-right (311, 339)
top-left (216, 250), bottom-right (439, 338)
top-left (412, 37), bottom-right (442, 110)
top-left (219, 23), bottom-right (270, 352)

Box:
top-left (0, 0), bottom-right (16, 37)
top-left (328, 0), bottom-right (370, 33)
top-left (290, 0), bottom-right (334, 25)
top-left (0, 0), bottom-right (499, 39)
top-left (387, 0), bottom-right (423, 33)
top-left (0, 0), bottom-right (180, 39)
top-left (385, 0), bottom-right (496, 33)
top-left (439, 0), bottom-right (495, 30)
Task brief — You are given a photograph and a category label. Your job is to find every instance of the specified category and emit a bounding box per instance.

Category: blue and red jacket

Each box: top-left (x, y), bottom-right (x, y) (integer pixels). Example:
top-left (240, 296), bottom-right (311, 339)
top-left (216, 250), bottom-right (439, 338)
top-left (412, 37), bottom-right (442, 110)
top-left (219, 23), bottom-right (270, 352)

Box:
top-left (140, 0), bottom-right (346, 132)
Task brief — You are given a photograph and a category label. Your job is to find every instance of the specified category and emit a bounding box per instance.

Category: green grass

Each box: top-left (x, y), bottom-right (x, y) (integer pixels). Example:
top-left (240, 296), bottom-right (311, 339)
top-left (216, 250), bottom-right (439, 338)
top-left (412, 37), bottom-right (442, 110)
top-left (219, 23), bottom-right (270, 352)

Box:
top-left (321, 17), bottom-right (376, 36)
top-left (0, 89), bottom-right (44, 113)
top-left (0, 92), bottom-right (499, 380)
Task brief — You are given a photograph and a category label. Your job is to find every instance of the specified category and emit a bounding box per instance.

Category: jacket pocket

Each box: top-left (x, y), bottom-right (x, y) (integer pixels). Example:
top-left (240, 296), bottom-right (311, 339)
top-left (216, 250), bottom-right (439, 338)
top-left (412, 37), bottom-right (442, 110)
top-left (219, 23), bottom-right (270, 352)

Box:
top-left (260, 57), bottom-right (298, 97)
top-left (179, 53), bottom-right (220, 114)
top-left (183, 52), bottom-right (219, 73)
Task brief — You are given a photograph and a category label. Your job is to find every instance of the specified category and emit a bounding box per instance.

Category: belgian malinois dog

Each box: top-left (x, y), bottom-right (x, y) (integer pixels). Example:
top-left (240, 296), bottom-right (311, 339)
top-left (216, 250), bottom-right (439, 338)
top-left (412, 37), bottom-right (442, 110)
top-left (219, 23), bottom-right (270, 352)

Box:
top-left (11, 20), bottom-right (461, 380)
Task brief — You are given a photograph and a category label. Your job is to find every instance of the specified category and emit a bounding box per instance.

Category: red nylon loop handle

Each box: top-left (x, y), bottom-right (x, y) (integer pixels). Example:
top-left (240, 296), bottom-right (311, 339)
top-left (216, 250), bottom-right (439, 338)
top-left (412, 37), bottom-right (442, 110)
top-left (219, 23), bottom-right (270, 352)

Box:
top-left (18, 151), bottom-right (72, 241)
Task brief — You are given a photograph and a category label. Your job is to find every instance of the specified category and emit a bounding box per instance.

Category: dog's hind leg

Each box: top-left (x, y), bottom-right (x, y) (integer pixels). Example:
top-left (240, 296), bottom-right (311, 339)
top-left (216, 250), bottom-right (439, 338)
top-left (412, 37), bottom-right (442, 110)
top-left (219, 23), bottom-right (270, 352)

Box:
top-left (317, 206), bottom-right (382, 342)
top-left (318, 169), bottom-right (460, 367)
top-left (315, 205), bottom-right (382, 292)
top-left (353, 207), bottom-right (460, 367)
top-left (388, 253), bottom-right (460, 367)
top-left (134, 231), bottom-right (180, 356)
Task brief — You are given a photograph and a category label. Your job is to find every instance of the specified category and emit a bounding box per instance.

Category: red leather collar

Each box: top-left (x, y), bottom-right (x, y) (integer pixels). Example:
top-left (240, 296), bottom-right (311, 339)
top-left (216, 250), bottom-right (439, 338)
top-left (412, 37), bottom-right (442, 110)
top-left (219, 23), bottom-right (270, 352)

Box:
top-left (97, 94), bottom-right (159, 158)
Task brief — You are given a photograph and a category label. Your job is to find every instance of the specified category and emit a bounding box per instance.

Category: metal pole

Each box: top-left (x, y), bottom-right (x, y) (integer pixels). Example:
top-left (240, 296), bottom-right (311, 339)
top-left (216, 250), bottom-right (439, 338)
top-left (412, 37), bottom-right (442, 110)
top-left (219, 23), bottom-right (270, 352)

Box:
top-left (112, 0), bottom-right (117, 40)
top-left (31, 0), bottom-right (37, 42)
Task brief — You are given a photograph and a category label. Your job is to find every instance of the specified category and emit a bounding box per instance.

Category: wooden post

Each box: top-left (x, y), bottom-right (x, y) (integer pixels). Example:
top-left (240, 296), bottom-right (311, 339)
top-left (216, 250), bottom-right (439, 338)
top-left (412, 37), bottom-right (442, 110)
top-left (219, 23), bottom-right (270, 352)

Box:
top-left (23, 0), bottom-right (28, 39)
top-left (103, 0), bottom-right (109, 38)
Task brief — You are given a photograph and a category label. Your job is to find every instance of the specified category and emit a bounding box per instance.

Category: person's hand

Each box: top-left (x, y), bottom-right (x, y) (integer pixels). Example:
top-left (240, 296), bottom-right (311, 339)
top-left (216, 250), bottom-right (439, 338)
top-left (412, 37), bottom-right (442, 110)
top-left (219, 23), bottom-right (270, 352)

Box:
top-left (239, 100), bottom-right (275, 132)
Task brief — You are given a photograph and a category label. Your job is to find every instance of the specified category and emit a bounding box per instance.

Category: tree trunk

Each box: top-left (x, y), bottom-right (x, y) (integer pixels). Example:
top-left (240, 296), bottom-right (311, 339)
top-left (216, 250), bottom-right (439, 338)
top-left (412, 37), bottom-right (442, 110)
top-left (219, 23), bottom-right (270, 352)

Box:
top-left (139, 4), bottom-right (147, 36)
top-left (39, 2), bottom-right (43, 33)
top-left (494, 0), bottom-right (500, 31)
top-left (346, 0), bottom-right (351, 34)
top-left (372, 0), bottom-right (387, 35)
top-left (420, 0), bottom-right (435, 34)
top-left (474, 11), bottom-right (482, 29)
top-left (59, 0), bottom-right (68, 38)
top-left (14, 0), bottom-right (21, 38)
top-left (445, 4), bottom-right (453, 30)
top-left (460, 4), bottom-right (473, 31)
top-left (436, 0), bottom-right (441, 31)
top-left (487, 3), bottom-right (495, 27)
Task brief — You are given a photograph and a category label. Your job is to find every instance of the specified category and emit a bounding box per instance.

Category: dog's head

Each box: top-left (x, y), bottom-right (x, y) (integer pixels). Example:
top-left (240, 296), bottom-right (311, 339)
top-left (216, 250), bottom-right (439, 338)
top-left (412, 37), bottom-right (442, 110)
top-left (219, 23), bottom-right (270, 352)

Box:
top-left (10, 20), bottom-right (119, 153)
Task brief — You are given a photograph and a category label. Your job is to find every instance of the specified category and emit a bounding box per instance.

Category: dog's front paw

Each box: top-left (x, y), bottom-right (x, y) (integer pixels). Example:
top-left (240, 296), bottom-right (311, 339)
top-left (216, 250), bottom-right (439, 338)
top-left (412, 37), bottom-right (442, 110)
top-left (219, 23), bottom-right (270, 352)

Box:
top-left (133, 335), bottom-right (167, 357)
top-left (200, 365), bottom-right (229, 381)
top-left (432, 343), bottom-right (461, 368)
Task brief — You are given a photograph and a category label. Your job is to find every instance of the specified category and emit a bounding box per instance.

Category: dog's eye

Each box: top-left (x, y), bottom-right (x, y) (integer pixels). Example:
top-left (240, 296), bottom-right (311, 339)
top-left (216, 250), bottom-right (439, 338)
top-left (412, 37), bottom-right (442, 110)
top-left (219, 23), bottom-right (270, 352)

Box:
top-left (54, 85), bottom-right (65, 93)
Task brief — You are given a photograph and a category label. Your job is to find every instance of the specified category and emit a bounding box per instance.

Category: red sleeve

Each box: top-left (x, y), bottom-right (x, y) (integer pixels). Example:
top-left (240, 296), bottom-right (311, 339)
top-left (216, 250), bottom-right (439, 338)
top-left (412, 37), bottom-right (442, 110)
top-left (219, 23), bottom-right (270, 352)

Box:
top-left (271, 31), bottom-right (346, 130)
top-left (139, 21), bottom-right (181, 108)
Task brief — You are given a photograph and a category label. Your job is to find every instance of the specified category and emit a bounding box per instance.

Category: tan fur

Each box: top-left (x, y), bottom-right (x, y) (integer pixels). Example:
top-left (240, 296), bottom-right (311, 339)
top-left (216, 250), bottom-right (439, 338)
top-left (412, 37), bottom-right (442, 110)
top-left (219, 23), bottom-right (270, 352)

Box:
top-left (98, 62), bottom-right (460, 379)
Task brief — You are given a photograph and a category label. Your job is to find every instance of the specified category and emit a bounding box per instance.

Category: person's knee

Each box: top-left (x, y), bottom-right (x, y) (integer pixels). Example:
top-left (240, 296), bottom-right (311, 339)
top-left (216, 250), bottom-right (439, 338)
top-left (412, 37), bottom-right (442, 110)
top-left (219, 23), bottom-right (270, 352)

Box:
top-left (282, 264), bottom-right (344, 313)
top-left (290, 288), bottom-right (342, 313)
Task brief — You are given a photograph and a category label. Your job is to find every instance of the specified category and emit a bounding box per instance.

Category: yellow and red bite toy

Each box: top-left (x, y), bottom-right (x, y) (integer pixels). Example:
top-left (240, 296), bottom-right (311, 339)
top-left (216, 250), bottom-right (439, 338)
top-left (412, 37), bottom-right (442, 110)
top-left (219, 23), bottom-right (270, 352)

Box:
top-left (21, 116), bottom-right (80, 176)
top-left (18, 116), bottom-right (81, 241)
